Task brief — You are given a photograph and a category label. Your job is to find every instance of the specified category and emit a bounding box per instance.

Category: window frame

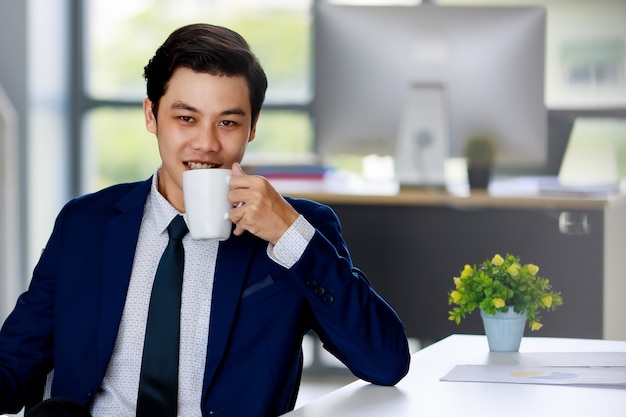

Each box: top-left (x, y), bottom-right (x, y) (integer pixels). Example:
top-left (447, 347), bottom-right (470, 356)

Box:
top-left (69, 0), bottom-right (314, 196)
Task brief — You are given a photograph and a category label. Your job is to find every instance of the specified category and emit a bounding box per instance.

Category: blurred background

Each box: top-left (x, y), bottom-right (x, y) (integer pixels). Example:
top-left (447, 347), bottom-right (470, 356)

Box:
top-left (2, 0), bottom-right (625, 313)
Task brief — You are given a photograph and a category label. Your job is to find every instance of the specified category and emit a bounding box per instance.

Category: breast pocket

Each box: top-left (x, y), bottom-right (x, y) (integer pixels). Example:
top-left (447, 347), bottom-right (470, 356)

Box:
top-left (239, 275), bottom-right (286, 310)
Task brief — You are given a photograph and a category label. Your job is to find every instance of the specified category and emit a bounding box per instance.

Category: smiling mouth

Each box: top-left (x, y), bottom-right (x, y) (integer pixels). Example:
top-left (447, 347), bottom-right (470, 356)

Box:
top-left (186, 162), bottom-right (219, 169)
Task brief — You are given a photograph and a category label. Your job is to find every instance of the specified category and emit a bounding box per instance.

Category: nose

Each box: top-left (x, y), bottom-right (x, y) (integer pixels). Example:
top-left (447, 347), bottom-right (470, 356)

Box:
top-left (190, 126), bottom-right (220, 152)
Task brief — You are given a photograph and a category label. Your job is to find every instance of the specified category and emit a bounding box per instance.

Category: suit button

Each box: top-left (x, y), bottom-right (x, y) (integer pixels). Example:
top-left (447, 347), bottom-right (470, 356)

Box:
top-left (323, 294), bottom-right (334, 304)
top-left (315, 286), bottom-right (325, 296)
top-left (306, 279), bottom-right (316, 288)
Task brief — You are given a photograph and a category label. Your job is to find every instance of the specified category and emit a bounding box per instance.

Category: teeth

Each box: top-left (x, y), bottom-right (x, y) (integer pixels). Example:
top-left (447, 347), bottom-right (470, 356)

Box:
top-left (187, 162), bottom-right (216, 169)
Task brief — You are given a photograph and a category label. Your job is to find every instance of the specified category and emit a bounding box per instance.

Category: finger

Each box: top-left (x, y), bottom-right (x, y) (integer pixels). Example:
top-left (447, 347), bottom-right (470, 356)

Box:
top-left (229, 162), bottom-right (253, 193)
top-left (232, 222), bottom-right (246, 237)
top-left (231, 162), bottom-right (246, 176)
top-left (230, 205), bottom-right (255, 237)
top-left (228, 185), bottom-right (250, 208)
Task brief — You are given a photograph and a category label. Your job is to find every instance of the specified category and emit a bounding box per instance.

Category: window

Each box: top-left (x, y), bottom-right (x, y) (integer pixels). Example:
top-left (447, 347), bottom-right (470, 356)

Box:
top-left (437, 0), bottom-right (626, 109)
top-left (561, 38), bottom-right (624, 88)
top-left (80, 0), bottom-right (313, 192)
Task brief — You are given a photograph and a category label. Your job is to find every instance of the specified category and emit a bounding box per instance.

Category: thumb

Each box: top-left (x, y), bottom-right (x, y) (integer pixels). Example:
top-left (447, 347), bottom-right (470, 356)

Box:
top-left (231, 162), bottom-right (246, 176)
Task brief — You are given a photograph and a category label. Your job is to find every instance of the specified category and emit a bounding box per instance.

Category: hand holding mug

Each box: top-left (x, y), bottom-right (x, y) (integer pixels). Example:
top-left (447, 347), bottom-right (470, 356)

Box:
top-left (228, 163), bottom-right (300, 245)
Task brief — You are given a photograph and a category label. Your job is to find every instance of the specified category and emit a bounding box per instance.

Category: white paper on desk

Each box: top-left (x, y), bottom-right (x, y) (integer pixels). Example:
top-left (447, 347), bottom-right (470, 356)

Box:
top-left (441, 365), bottom-right (626, 388)
top-left (508, 352), bottom-right (626, 367)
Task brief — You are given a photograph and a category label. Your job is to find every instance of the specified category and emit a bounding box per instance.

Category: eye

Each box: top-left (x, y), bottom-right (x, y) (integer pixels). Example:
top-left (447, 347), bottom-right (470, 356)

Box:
top-left (219, 120), bottom-right (236, 127)
top-left (178, 115), bottom-right (194, 123)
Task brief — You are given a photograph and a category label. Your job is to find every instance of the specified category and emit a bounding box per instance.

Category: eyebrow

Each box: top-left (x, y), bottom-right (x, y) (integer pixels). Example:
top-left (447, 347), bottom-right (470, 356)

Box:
top-left (221, 108), bottom-right (247, 118)
top-left (171, 101), bottom-right (247, 118)
top-left (171, 101), bottom-right (200, 113)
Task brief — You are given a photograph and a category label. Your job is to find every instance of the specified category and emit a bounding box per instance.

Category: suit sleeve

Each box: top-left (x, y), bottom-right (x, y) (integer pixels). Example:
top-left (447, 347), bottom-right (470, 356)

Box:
top-left (0, 204), bottom-right (65, 413)
top-left (287, 200), bottom-right (411, 386)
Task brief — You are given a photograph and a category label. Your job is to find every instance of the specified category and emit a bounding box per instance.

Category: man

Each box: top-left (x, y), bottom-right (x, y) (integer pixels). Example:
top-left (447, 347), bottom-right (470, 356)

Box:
top-left (0, 23), bottom-right (410, 416)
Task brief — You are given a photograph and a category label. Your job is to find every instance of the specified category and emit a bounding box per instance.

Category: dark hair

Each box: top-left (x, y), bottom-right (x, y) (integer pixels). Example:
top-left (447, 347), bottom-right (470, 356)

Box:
top-left (143, 23), bottom-right (268, 126)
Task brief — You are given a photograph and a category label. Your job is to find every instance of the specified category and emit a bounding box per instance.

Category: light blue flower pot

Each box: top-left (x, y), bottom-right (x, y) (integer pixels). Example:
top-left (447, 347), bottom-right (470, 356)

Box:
top-left (480, 307), bottom-right (527, 352)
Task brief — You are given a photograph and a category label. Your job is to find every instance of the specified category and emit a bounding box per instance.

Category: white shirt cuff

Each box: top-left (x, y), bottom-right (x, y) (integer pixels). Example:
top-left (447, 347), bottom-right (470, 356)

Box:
top-left (267, 215), bottom-right (315, 269)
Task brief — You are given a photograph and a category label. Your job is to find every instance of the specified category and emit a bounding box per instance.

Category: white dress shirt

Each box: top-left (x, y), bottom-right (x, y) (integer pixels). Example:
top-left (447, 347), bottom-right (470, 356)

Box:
top-left (90, 170), bottom-right (314, 417)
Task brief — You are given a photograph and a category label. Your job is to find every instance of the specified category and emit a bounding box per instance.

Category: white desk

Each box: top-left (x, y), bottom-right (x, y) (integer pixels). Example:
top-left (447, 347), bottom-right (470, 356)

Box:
top-left (286, 335), bottom-right (626, 417)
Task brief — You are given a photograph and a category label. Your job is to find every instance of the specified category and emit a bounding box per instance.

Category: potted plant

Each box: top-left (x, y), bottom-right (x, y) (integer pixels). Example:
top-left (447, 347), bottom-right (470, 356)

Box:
top-left (448, 253), bottom-right (563, 351)
top-left (463, 135), bottom-right (496, 189)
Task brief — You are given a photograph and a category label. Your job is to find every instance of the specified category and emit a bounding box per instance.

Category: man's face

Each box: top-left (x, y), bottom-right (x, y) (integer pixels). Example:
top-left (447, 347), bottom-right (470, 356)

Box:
top-left (144, 67), bottom-right (256, 211)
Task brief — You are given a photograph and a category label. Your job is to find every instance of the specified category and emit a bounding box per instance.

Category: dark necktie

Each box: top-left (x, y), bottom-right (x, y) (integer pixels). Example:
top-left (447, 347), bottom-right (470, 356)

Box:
top-left (136, 215), bottom-right (188, 417)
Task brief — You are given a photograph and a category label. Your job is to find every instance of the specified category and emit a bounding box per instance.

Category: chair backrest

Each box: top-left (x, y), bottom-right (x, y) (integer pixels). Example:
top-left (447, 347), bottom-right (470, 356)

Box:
top-left (24, 370), bottom-right (53, 414)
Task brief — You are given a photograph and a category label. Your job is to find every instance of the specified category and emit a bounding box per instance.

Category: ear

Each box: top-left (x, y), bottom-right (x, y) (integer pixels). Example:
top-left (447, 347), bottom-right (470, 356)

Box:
top-left (248, 114), bottom-right (260, 143)
top-left (143, 98), bottom-right (157, 135)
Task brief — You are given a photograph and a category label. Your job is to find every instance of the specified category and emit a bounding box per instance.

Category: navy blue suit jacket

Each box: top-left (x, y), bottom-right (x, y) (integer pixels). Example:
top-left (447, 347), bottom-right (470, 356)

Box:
top-left (0, 178), bottom-right (410, 416)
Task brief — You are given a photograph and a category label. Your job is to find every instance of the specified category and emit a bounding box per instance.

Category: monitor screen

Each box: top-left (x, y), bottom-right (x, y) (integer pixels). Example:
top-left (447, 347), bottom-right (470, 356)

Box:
top-left (314, 2), bottom-right (548, 177)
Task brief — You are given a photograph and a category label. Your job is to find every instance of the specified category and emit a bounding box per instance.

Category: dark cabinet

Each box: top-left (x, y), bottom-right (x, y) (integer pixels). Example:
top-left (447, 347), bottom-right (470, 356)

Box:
top-left (330, 203), bottom-right (604, 341)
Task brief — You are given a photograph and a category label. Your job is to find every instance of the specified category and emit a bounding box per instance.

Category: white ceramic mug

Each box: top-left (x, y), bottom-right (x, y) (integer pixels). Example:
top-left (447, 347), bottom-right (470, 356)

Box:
top-left (183, 168), bottom-right (232, 240)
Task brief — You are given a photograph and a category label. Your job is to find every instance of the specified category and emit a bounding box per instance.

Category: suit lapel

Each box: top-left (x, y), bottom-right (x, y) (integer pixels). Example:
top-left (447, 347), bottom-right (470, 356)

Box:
top-left (201, 231), bottom-right (259, 395)
top-left (98, 179), bottom-right (151, 378)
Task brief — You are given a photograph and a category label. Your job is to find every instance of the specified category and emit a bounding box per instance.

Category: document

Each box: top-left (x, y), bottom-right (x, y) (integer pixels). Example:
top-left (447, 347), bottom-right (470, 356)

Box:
top-left (441, 352), bottom-right (626, 388)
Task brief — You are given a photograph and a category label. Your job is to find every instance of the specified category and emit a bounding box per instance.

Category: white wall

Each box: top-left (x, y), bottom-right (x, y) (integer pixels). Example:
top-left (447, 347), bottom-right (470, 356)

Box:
top-left (0, 85), bottom-right (20, 322)
top-left (0, 0), bottom-right (27, 322)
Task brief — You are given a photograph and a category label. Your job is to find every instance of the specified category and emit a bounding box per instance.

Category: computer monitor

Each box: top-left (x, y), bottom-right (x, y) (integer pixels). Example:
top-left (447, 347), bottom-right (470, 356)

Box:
top-left (313, 2), bottom-right (548, 182)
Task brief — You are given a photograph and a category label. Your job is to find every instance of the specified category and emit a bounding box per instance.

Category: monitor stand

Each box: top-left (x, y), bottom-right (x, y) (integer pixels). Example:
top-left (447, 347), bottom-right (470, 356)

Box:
top-left (395, 84), bottom-right (449, 187)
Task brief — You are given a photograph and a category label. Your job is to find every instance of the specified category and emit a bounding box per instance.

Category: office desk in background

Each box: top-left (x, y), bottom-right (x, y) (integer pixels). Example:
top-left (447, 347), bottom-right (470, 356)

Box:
top-left (276, 177), bottom-right (626, 342)
top-left (285, 334), bottom-right (626, 417)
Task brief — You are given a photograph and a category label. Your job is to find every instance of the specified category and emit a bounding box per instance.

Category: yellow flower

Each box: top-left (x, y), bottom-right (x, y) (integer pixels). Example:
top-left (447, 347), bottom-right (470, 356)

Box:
top-left (492, 297), bottom-right (505, 308)
top-left (507, 264), bottom-right (519, 276)
top-left (449, 254), bottom-right (562, 332)
top-left (460, 264), bottom-right (473, 278)
top-left (491, 254), bottom-right (504, 266)
top-left (541, 295), bottom-right (553, 308)
top-left (527, 263), bottom-right (539, 276)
